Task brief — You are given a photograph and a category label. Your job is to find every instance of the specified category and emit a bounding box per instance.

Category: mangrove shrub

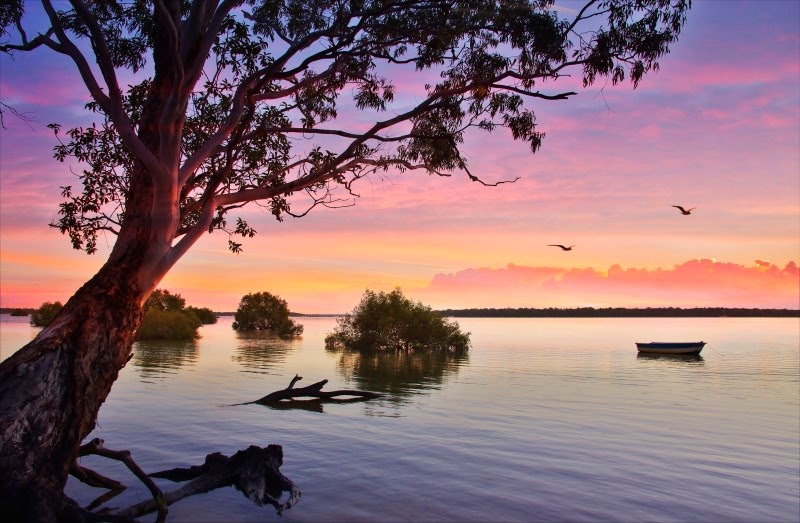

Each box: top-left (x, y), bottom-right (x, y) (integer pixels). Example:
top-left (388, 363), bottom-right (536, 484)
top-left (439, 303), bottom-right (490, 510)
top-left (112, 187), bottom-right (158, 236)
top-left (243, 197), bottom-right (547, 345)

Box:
top-left (325, 289), bottom-right (470, 353)
top-left (185, 306), bottom-right (218, 324)
top-left (30, 301), bottom-right (63, 327)
top-left (232, 292), bottom-right (303, 338)
top-left (136, 310), bottom-right (201, 340)
top-left (136, 289), bottom-right (208, 340)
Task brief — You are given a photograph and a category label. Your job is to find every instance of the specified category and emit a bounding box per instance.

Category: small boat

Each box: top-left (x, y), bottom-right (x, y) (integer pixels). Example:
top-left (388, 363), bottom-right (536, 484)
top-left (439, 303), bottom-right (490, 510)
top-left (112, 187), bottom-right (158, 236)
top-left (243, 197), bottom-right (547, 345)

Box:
top-left (635, 341), bottom-right (705, 355)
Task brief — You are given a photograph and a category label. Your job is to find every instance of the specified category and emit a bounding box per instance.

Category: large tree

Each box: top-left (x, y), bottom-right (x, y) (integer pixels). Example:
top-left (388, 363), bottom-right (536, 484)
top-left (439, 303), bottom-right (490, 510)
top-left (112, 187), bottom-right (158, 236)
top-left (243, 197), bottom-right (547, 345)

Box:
top-left (0, 0), bottom-right (690, 520)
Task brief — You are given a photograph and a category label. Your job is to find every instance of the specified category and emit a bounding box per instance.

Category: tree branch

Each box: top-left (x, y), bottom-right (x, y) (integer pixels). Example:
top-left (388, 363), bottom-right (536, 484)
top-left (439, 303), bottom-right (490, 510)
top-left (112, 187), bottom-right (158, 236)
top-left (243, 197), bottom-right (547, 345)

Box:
top-left (152, 0), bottom-right (186, 170)
top-left (39, 1), bottom-right (167, 182)
top-left (78, 438), bottom-right (167, 522)
top-left (69, 0), bottom-right (124, 109)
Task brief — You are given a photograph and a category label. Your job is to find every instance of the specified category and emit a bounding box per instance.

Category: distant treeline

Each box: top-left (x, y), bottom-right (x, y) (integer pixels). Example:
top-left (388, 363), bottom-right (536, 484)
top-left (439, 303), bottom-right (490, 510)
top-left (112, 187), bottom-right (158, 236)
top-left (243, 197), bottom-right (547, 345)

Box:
top-left (6, 307), bottom-right (799, 318)
top-left (1, 308), bottom-right (33, 316)
top-left (436, 307), bottom-right (800, 318)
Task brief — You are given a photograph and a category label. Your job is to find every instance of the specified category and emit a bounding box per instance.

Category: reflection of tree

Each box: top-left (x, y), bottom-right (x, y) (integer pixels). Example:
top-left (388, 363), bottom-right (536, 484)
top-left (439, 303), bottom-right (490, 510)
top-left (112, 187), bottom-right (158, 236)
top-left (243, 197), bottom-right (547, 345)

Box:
top-left (232, 330), bottom-right (298, 373)
top-left (332, 349), bottom-right (469, 402)
top-left (132, 340), bottom-right (199, 379)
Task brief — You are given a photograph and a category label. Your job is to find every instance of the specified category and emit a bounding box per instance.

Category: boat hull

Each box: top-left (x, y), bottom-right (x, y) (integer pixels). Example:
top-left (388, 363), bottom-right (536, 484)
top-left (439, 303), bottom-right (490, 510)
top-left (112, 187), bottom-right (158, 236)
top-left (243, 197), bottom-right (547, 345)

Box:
top-left (636, 341), bottom-right (705, 355)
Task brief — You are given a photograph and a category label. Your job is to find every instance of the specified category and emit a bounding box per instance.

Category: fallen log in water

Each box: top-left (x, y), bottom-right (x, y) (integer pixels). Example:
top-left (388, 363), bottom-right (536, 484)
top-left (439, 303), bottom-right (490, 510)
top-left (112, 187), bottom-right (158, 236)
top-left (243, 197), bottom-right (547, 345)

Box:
top-left (247, 374), bottom-right (381, 405)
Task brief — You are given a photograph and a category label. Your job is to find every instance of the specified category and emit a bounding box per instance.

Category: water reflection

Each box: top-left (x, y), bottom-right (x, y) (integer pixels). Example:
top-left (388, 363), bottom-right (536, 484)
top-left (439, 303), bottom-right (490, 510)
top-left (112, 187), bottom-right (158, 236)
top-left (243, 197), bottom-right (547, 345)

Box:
top-left (132, 339), bottom-right (199, 379)
top-left (331, 349), bottom-right (469, 404)
top-left (637, 352), bottom-right (705, 364)
top-left (265, 396), bottom-right (376, 414)
top-left (232, 330), bottom-right (299, 374)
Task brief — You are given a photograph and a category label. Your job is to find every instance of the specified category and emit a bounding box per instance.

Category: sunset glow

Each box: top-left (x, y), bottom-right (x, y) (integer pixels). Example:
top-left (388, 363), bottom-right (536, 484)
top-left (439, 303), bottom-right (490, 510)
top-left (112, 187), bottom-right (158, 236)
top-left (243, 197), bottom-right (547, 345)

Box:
top-left (1, 1), bottom-right (798, 314)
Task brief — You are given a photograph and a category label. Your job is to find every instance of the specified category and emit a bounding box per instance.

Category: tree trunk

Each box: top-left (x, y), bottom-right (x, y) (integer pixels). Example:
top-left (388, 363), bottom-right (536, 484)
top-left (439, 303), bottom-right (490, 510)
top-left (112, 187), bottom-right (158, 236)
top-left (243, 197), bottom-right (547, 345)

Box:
top-left (0, 257), bottom-right (152, 521)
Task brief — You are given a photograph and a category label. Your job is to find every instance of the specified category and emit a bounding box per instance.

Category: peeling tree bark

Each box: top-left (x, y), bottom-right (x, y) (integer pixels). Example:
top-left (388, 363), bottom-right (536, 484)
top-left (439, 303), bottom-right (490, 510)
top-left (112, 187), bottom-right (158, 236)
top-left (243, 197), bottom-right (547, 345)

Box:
top-left (0, 263), bottom-right (149, 522)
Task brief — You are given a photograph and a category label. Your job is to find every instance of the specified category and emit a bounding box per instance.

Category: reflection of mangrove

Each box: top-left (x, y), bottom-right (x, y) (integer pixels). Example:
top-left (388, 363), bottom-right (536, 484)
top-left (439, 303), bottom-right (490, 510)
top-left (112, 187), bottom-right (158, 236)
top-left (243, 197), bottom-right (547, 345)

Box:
top-left (330, 348), bottom-right (469, 398)
top-left (637, 352), bottom-right (705, 364)
top-left (232, 330), bottom-right (299, 373)
top-left (132, 339), bottom-right (199, 378)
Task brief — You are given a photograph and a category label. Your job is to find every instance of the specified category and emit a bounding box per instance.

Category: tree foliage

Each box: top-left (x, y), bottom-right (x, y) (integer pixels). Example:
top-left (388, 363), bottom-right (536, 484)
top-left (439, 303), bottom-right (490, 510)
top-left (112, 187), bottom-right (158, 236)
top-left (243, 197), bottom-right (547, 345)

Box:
top-left (186, 306), bottom-right (218, 324)
top-left (137, 309), bottom-right (201, 340)
top-left (144, 288), bottom-right (187, 312)
top-left (0, 0), bottom-right (691, 257)
top-left (30, 301), bottom-right (63, 327)
top-left (232, 291), bottom-right (303, 338)
top-left (325, 288), bottom-right (470, 353)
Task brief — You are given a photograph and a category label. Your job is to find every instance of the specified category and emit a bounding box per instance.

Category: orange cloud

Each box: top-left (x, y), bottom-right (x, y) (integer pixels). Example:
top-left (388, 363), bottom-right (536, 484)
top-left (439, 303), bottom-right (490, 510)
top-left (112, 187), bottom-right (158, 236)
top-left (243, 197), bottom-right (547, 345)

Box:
top-left (417, 259), bottom-right (800, 309)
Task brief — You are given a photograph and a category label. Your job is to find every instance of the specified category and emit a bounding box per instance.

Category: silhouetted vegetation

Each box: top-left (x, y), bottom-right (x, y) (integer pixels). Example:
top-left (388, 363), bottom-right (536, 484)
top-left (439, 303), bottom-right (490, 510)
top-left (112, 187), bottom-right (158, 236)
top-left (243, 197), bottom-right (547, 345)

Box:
top-left (136, 289), bottom-right (213, 340)
top-left (137, 310), bottom-right (201, 341)
top-left (9, 308), bottom-right (29, 316)
top-left (185, 306), bottom-right (218, 324)
top-left (326, 289), bottom-right (470, 353)
top-left (145, 289), bottom-right (187, 313)
top-left (30, 302), bottom-right (63, 327)
top-left (232, 292), bottom-right (303, 338)
top-left (437, 307), bottom-right (800, 318)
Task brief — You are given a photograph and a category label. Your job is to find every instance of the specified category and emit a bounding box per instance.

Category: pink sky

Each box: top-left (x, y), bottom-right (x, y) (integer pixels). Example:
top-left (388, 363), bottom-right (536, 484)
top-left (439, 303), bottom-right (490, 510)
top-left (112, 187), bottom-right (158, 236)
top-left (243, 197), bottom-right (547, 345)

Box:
top-left (1, 1), bottom-right (798, 313)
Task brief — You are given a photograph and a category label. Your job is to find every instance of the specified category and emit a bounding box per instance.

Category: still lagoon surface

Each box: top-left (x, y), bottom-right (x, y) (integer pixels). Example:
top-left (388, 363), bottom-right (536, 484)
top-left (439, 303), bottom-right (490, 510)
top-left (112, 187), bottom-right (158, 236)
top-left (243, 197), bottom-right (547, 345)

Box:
top-left (1, 314), bottom-right (799, 522)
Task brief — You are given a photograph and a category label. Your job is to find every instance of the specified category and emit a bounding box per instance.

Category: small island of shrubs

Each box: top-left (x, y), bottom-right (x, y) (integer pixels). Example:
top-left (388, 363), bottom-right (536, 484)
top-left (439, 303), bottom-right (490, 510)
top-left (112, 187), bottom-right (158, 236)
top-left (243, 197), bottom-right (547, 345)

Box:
top-left (232, 291), bottom-right (303, 338)
top-left (24, 288), bottom-right (472, 351)
top-left (325, 288), bottom-right (470, 353)
top-left (26, 290), bottom-right (217, 341)
top-left (30, 301), bottom-right (64, 327)
top-left (137, 289), bottom-right (217, 340)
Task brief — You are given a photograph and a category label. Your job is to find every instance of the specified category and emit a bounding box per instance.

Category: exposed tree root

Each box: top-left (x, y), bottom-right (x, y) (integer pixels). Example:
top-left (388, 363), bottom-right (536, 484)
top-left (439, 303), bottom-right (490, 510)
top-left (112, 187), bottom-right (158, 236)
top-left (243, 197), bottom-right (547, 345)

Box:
top-left (68, 439), bottom-right (299, 520)
top-left (77, 438), bottom-right (168, 521)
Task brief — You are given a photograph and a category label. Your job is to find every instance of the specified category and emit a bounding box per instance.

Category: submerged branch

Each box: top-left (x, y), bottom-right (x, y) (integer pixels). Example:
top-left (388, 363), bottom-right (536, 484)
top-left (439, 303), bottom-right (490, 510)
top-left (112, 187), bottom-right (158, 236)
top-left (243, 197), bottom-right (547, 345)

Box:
top-left (243, 374), bottom-right (382, 406)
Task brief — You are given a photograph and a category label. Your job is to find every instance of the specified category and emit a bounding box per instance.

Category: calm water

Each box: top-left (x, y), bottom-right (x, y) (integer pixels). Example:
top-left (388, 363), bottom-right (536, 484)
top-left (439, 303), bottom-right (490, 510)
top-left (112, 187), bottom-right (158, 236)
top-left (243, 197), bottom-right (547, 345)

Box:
top-left (1, 315), bottom-right (799, 522)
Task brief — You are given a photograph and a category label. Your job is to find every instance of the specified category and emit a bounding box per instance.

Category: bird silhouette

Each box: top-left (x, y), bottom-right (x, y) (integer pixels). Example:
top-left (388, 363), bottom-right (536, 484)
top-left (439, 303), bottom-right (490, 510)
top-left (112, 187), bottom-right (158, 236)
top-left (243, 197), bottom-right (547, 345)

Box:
top-left (548, 244), bottom-right (574, 251)
top-left (672, 205), bottom-right (695, 215)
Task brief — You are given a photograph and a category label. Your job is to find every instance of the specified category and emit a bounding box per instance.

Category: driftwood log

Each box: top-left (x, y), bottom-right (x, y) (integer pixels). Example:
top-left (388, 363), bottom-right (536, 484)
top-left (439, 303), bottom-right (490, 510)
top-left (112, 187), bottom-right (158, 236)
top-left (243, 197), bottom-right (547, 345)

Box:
top-left (247, 374), bottom-right (381, 406)
top-left (69, 438), bottom-right (299, 521)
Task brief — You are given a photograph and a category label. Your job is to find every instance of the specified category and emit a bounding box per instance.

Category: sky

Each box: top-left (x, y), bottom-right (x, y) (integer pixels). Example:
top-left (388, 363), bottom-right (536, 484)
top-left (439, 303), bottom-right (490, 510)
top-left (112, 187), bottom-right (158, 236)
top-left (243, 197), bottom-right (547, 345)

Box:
top-left (1, 1), bottom-right (798, 314)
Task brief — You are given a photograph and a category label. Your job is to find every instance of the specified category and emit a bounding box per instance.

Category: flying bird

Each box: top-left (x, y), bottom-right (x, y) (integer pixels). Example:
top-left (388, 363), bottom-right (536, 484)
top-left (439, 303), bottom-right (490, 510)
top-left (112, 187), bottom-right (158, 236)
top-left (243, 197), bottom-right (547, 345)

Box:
top-left (672, 205), bottom-right (695, 215)
top-left (548, 244), bottom-right (574, 251)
